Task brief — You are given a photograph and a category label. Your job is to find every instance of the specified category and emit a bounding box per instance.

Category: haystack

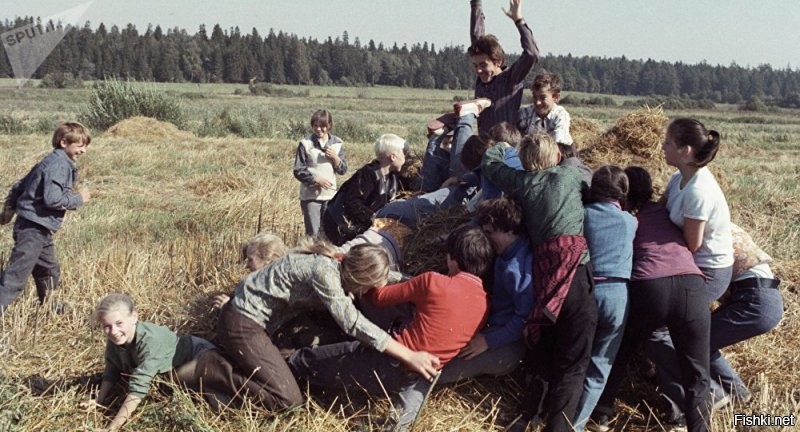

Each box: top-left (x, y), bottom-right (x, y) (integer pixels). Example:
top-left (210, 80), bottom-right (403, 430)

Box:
top-left (570, 117), bottom-right (604, 150)
top-left (106, 116), bottom-right (195, 141)
top-left (402, 206), bottom-right (471, 275)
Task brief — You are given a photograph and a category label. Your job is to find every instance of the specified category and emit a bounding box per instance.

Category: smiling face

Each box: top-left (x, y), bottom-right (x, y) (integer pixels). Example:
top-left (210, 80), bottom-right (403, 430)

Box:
top-left (533, 85), bottom-right (559, 118)
top-left (471, 53), bottom-right (502, 84)
top-left (61, 139), bottom-right (88, 161)
top-left (312, 122), bottom-right (330, 142)
top-left (98, 306), bottom-right (138, 346)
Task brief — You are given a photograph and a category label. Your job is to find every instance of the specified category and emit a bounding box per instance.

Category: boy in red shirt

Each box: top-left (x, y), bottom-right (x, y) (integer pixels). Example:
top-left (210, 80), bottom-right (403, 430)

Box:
top-left (288, 224), bottom-right (494, 430)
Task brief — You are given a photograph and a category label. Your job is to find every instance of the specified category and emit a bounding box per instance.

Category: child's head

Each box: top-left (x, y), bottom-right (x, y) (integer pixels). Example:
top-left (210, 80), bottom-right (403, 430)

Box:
top-left (374, 133), bottom-right (407, 172)
top-left (242, 232), bottom-right (287, 272)
top-left (310, 109), bottom-right (333, 140)
top-left (340, 244), bottom-right (390, 295)
top-left (587, 165), bottom-right (629, 207)
top-left (95, 293), bottom-right (138, 346)
top-left (468, 35), bottom-right (504, 83)
top-left (518, 133), bottom-right (560, 171)
top-left (663, 117), bottom-right (721, 168)
top-left (461, 135), bottom-right (492, 171)
top-left (488, 121), bottom-right (522, 148)
top-left (532, 71), bottom-right (562, 117)
top-left (624, 166), bottom-right (654, 212)
top-left (445, 224), bottom-right (494, 278)
top-left (52, 121), bottom-right (91, 161)
top-left (475, 197), bottom-right (523, 254)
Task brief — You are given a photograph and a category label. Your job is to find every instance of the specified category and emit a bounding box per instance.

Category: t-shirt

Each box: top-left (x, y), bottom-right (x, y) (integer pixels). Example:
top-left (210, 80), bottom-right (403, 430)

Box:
top-left (665, 167), bottom-right (734, 268)
top-left (631, 202), bottom-right (704, 281)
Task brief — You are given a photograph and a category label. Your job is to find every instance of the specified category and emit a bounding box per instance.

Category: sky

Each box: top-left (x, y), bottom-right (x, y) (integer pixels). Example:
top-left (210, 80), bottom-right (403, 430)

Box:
top-left (4, 0), bottom-right (800, 70)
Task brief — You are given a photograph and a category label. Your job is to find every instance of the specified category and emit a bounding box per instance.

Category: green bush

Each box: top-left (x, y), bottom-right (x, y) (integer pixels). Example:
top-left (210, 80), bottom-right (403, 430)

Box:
top-left (247, 81), bottom-right (310, 97)
top-left (740, 96), bottom-right (769, 112)
top-left (0, 113), bottom-right (26, 134)
top-left (38, 72), bottom-right (84, 89)
top-left (80, 78), bottom-right (187, 130)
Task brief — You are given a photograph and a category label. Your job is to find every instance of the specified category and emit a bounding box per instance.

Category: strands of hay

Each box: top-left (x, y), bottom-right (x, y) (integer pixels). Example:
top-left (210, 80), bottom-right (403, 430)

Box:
top-left (582, 106), bottom-right (672, 195)
top-left (402, 206), bottom-right (471, 276)
top-left (398, 151), bottom-right (423, 195)
top-left (569, 117), bottom-right (604, 150)
top-left (106, 116), bottom-right (195, 141)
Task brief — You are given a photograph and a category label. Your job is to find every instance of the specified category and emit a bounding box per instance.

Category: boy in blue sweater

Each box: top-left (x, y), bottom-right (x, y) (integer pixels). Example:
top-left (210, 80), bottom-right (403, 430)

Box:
top-left (0, 122), bottom-right (91, 312)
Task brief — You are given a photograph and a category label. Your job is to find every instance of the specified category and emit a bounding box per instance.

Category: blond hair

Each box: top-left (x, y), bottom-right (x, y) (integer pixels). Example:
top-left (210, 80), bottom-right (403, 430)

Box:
top-left (519, 133), bottom-right (560, 171)
top-left (242, 232), bottom-right (288, 263)
top-left (340, 244), bottom-right (390, 295)
top-left (374, 133), bottom-right (406, 158)
top-left (95, 293), bottom-right (135, 320)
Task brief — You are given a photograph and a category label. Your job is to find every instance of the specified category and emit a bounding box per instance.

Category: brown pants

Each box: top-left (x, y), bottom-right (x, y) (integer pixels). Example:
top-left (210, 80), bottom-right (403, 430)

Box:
top-left (197, 305), bottom-right (303, 411)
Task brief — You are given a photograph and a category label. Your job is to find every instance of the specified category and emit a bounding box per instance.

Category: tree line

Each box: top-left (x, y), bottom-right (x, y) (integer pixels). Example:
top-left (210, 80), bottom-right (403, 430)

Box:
top-left (2, 17), bottom-right (799, 107)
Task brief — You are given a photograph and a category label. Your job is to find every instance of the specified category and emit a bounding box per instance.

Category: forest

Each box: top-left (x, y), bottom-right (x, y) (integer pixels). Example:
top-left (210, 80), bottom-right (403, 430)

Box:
top-left (2, 16), bottom-right (800, 108)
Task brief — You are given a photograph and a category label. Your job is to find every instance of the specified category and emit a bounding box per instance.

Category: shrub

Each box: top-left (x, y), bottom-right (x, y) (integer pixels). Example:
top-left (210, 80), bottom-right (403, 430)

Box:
top-left (740, 96), bottom-right (769, 112)
top-left (247, 81), bottom-right (310, 97)
top-left (0, 113), bottom-right (26, 134)
top-left (80, 78), bottom-right (186, 131)
top-left (38, 72), bottom-right (84, 89)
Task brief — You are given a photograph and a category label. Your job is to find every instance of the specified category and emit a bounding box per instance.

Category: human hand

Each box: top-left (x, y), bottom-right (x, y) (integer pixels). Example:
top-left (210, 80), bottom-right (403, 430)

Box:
top-left (314, 178), bottom-right (334, 190)
top-left (502, 0), bottom-right (523, 21)
top-left (212, 294), bottom-right (230, 309)
top-left (403, 350), bottom-right (441, 382)
top-left (324, 147), bottom-right (341, 166)
top-left (458, 333), bottom-right (489, 360)
top-left (440, 176), bottom-right (463, 188)
top-left (79, 188), bottom-right (91, 203)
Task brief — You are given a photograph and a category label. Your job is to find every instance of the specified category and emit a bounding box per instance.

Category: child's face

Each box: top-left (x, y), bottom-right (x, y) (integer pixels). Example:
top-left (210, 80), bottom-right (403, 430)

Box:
top-left (661, 134), bottom-right (686, 167)
top-left (61, 139), bottom-right (88, 161)
top-left (481, 224), bottom-right (516, 255)
top-left (245, 252), bottom-right (270, 272)
top-left (312, 122), bottom-right (330, 141)
top-left (98, 307), bottom-right (138, 346)
top-left (533, 86), bottom-right (559, 117)
top-left (471, 54), bottom-right (502, 84)
top-left (388, 151), bottom-right (406, 172)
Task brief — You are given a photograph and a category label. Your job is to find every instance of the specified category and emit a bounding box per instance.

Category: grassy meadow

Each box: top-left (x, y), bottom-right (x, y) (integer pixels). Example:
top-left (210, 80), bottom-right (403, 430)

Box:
top-left (0, 79), bottom-right (799, 431)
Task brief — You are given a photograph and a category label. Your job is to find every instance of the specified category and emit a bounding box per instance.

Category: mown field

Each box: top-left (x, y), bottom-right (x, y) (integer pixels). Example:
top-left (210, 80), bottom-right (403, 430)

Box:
top-left (0, 79), bottom-right (798, 431)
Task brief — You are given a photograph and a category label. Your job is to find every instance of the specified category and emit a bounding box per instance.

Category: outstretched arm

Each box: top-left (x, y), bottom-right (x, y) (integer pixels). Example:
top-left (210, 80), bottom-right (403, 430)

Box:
top-left (503, 0), bottom-right (539, 85)
top-left (470, 0), bottom-right (485, 44)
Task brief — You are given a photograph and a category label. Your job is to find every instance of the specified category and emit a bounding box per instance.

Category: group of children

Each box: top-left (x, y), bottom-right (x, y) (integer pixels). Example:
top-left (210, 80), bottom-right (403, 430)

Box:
top-left (0, 0), bottom-right (784, 431)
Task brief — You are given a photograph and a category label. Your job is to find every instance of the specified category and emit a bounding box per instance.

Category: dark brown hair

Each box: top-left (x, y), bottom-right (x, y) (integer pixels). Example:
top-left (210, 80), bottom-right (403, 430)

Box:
top-left (586, 165), bottom-right (629, 207)
top-left (667, 117), bottom-right (721, 167)
top-left (475, 197), bottom-right (524, 234)
top-left (461, 135), bottom-right (492, 171)
top-left (310, 109), bottom-right (333, 129)
top-left (52, 121), bottom-right (91, 149)
top-left (623, 166), bottom-right (653, 212)
top-left (488, 121), bottom-right (522, 148)
top-left (445, 224), bottom-right (494, 278)
top-left (532, 71), bottom-right (562, 94)
top-left (468, 35), bottom-right (505, 67)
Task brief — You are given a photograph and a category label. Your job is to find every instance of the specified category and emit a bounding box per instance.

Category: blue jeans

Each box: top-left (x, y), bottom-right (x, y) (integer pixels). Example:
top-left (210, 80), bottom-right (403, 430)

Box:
top-left (419, 114), bottom-right (475, 192)
top-left (376, 184), bottom-right (471, 229)
top-left (0, 217), bottom-right (60, 309)
top-left (288, 340), bottom-right (430, 426)
top-left (573, 280), bottom-right (629, 432)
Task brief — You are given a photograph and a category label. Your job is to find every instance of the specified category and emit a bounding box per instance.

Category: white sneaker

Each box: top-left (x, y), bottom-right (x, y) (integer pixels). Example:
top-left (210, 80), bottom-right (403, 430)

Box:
top-left (454, 98), bottom-right (492, 117)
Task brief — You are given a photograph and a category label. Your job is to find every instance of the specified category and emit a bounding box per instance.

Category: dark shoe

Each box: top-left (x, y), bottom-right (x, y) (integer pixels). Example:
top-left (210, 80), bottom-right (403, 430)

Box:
top-left (426, 113), bottom-right (458, 137)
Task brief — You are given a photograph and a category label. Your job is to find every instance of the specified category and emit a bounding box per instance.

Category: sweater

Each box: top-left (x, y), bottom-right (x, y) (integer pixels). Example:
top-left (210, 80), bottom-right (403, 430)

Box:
top-left (583, 201), bottom-right (637, 279)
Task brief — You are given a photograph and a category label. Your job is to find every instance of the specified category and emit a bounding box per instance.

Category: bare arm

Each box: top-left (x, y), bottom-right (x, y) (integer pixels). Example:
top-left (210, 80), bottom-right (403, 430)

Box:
top-left (682, 217), bottom-right (706, 252)
top-left (106, 394), bottom-right (143, 430)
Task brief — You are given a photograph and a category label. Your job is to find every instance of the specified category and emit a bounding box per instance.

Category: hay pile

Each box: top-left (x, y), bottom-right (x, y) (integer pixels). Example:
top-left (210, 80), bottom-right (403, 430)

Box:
top-left (402, 206), bottom-right (471, 275)
top-left (106, 116), bottom-right (195, 141)
top-left (398, 150), bottom-right (423, 196)
top-left (569, 117), bottom-right (604, 150)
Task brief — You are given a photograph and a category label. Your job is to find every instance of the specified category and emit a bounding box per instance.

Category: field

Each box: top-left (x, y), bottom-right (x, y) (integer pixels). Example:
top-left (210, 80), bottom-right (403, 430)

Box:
top-left (0, 79), bottom-right (799, 431)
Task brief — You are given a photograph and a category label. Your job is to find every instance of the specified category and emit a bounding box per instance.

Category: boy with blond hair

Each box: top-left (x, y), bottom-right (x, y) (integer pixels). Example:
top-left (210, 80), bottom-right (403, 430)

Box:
top-left (517, 71), bottom-right (574, 146)
top-left (0, 122), bottom-right (91, 312)
top-left (482, 133), bottom-right (596, 432)
top-left (322, 133), bottom-right (406, 245)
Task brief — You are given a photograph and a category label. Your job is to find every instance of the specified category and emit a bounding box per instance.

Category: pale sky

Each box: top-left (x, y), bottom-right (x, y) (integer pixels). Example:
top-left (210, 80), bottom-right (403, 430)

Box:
top-left (4, 0), bottom-right (800, 69)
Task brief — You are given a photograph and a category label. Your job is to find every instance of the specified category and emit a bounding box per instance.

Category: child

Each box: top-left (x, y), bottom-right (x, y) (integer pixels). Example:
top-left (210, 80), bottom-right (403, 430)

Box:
top-left (322, 133), bottom-right (406, 245)
top-left (652, 118), bottom-right (734, 423)
top-left (517, 71), bottom-right (574, 146)
top-left (288, 224), bottom-right (494, 430)
top-left (438, 197), bottom-right (532, 383)
top-left (293, 109), bottom-right (347, 237)
top-left (482, 133), bottom-right (596, 432)
top-left (211, 232), bottom-right (288, 309)
top-left (590, 166), bottom-right (710, 432)
top-left (83, 293), bottom-right (214, 431)
top-left (0, 122), bottom-right (91, 312)
top-left (572, 166), bottom-right (637, 432)
top-left (469, 0), bottom-right (539, 135)
top-left (196, 241), bottom-right (440, 411)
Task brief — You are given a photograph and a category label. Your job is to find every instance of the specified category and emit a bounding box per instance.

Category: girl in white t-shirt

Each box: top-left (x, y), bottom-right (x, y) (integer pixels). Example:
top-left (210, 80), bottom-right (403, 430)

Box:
top-left (661, 117), bottom-right (733, 301)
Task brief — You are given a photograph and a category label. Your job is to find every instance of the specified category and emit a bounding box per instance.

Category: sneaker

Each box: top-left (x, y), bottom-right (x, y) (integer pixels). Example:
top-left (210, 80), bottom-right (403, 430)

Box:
top-left (711, 392), bottom-right (732, 412)
top-left (426, 113), bottom-right (458, 137)
top-left (454, 98), bottom-right (492, 117)
top-left (586, 414), bottom-right (611, 432)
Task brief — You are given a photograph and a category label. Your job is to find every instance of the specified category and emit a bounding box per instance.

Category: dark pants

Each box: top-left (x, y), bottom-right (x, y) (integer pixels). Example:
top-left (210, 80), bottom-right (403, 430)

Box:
top-left (288, 339), bottom-right (430, 425)
top-left (521, 264), bottom-right (597, 432)
top-left (205, 305), bottom-right (303, 411)
top-left (595, 275), bottom-right (711, 432)
top-left (0, 218), bottom-right (60, 310)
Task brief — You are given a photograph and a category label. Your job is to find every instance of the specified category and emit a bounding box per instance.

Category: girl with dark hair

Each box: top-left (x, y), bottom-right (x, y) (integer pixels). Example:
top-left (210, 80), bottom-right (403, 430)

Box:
top-left (573, 166), bottom-right (637, 431)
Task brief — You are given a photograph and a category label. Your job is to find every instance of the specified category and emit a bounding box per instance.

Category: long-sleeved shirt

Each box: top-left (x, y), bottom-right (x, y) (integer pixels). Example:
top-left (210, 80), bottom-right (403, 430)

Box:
top-left (364, 271), bottom-right (488, 366)
top-left (102, 321), bottom-right (195, 398)
top-left (229, 253), bottom-right (391, 351)
top-left (10, 148), bottom-right (84, 231)
top-left (293, 134), bottom-right (347, 201)
top-left (517, 104), bottom-right (574, 145)
top-left (471, 0), bottom-right (539, 134)
top-left (484, 236), bottom-right (534, 349)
